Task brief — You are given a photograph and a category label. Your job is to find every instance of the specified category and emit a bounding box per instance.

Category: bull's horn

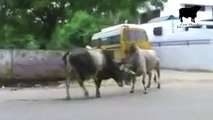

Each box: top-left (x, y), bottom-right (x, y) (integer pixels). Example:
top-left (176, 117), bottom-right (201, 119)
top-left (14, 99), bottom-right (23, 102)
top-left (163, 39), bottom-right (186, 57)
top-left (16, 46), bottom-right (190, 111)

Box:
top-left (124, 68), bottom-right (136, 75)
top-left (128, 69), bottom-right (136, 75)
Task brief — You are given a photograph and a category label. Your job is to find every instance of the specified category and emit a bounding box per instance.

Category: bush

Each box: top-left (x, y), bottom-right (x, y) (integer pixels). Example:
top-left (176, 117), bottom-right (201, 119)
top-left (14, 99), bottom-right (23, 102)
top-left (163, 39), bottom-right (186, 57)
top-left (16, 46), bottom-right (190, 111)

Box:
top-left (50, 10), bottom-right (101, 50)
top-left (0, 34), bottom-right (39, 49)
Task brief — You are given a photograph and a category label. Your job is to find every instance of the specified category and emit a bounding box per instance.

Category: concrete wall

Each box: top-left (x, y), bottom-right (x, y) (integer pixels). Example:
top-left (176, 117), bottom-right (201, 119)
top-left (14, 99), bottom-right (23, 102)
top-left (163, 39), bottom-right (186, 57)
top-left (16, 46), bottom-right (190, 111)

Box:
top-left (154, 43), bottom-right (213, 71)
top-left (0, 47), bottom-right (212, 85)
top-left (0, 50), bottom-right (12, 80)
top-left (0, 50), bottom-right (66, 84)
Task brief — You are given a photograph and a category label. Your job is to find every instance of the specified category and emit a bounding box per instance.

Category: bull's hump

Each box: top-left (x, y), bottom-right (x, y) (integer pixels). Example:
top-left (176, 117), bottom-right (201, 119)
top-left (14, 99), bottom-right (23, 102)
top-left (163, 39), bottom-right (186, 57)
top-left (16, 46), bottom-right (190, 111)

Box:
top-left (88, 50), bottom-right (105, 71)
top-left (71, 48), bottom-right (88, 56)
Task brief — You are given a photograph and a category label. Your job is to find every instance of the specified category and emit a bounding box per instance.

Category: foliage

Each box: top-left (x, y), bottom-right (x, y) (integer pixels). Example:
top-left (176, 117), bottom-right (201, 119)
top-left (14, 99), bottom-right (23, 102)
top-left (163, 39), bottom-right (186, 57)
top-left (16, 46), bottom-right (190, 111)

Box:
top-left (50, 11), bottom-right (101, 49)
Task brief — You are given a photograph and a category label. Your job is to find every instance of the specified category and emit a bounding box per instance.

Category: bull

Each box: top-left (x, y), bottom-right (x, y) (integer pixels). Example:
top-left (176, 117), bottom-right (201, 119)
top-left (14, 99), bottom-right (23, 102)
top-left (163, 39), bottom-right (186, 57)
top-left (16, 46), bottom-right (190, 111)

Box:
top-left (120, 43), bottom-right (161, 94)
top-left (179, 5), bottom-right (201, 23)
top-left (62, 47), bottom-right (132, 99)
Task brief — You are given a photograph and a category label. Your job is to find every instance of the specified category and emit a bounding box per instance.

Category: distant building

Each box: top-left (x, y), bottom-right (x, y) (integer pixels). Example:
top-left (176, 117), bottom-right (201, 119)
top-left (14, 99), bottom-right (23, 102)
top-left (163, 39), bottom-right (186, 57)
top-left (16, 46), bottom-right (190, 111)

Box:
top-left (138, 0), bottom-right (213, 23)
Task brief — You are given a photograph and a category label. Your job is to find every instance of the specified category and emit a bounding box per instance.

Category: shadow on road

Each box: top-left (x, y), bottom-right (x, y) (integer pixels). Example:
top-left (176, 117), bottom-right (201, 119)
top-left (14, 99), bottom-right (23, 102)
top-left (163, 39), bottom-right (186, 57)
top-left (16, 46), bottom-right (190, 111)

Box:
top-left (8, 86), bottom-right (161, 103)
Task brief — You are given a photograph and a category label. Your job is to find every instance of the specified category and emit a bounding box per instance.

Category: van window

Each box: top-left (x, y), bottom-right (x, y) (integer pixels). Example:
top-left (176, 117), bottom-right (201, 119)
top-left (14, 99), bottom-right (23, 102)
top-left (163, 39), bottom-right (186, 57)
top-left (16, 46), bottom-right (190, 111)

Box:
top-left (137, 30), bottom-right (148, 40)
top-left (123, 27), bottom-right (130, 41)
top-left (206, 25), bottom-right (213, 29)
top-left (91, 39), bottom-right (98, 47)
top-left (91, 38), bottom-right (102, 48)
top-left (128, 30), bottom-right (137, 41)
top-left (123, 28), bottom-right (136, 41)
top-left (124, 29), bottom-right (148, 41)
top-left (102, 35), bottom-right (120, 45)
top-left (153, 27), bottom-right (162, 36)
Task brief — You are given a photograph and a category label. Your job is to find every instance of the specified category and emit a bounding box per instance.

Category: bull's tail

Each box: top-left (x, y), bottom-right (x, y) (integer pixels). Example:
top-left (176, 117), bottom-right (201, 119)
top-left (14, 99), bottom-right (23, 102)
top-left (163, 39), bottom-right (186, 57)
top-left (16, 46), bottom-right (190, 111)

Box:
top-left (155, 58), bottom-right (161, 89)
top-left (179, 9), bottom-right (181, 19)
top-left (156, 66), bottom-right (160, 79)
top-left (153, 68), bottom-right (160, 82)
top-left (62, 51), bottom-right (73, 74)
top-left (157, 57), bottom-right (160, 77)
top-left (154, 58), bottom-right (160, 81)
top-left (62, 51), bottom-right (71, 66)
top-left (62, 51), bottom-right (79, 84)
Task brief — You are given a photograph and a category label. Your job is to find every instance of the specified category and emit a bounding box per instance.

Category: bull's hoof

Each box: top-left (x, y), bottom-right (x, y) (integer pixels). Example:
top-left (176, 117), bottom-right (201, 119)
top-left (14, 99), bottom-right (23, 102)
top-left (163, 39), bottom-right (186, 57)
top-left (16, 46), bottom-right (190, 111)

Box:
top-left (84, 92), bottom-right (89, 97)
top-left (66, 96), bottom-right (71, 100)
top-left (143, 91), bottom-right (148, 94)
top-left (130, 90), bottom-right (134, 93)
top-left (96, 94), bottom-right (101, 98)
top-left (146, 85), bottom-right (151, 88)
top-left (157, 84), bottom-right (161, 89)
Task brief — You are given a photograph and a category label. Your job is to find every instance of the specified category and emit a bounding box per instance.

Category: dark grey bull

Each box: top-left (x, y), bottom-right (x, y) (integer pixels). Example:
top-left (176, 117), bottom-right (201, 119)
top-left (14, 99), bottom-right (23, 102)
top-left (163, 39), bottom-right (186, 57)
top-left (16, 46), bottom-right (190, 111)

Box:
top-left (179, 5), bottom-right (201, 23)
top-left (120, 43), bottom-right (161, 94)
top-left (62, 47), bottom-right (132, 99)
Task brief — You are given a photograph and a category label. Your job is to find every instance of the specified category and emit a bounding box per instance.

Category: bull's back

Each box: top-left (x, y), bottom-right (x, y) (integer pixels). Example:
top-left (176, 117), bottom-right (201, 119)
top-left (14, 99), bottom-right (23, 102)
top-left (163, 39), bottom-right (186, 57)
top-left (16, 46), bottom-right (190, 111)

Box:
top-left (179, 8), bottom-right (196, 18)
top-left (141, 50), bottom-right (158, 71)
top-left (88, 50), bottom-right (105, 72)
top-left (69, 48), bottom-right (97, 76)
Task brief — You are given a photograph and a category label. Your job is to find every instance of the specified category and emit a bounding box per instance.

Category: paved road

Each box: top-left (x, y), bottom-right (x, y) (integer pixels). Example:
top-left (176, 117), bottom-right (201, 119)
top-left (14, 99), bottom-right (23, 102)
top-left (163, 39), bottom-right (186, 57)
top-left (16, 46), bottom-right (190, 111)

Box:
top-left (0, 70), bottom-right (213, 120)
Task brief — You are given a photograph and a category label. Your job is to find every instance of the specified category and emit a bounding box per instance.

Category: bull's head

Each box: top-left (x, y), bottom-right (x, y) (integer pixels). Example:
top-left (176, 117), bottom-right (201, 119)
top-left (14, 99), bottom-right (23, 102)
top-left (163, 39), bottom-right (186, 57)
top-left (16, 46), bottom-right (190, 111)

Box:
top-left (193, 5), bottom-right (201, 12)
top-left (119, 64), bottom-right (136, 86)
top-left (110, 61), bottom-right (135, 87)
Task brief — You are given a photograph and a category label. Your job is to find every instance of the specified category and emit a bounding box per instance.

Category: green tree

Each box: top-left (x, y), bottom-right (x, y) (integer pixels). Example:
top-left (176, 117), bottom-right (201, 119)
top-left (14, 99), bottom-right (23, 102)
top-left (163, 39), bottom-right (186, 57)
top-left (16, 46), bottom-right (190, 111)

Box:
top-left (50, 11), bottom-right (101, 49)
top-left (0, 0), bottom-right (167, 49)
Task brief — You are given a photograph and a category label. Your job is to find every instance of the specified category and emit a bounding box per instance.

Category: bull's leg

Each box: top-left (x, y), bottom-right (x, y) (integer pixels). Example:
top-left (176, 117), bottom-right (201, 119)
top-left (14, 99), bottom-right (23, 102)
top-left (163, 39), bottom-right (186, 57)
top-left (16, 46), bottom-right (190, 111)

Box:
top-left (153, 74), bottom-right (157, 83)
top-left (191, 18), bottom-right (195, 23)
top-left (78, 80), bottom-right (89, 98)
top-left (156, 68), bottom-right (161, 89)
top-left (157, 76), bottom-right (161, 89)
top-left (153, 73), bottom-right (160, 89)
top-left (142, 73), bottom-right (147, 94)
top-left (65, 77), bottom-right (71, 100)
top-left (146, 72), bottom-right (152, 88)
top-left (94, 78), bottom-right (102, 98)
top-left (130, 77), bottom-right (136, 93)
top-left (157, 81), bottom-right (161, 89)
top-left (180, 17), bottom-right (183, 22)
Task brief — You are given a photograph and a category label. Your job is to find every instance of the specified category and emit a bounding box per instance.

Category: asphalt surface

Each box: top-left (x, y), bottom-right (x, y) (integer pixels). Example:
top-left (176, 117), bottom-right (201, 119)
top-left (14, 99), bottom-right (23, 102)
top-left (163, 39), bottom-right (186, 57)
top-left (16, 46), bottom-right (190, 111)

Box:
top-left (0, 69), bottom-right (213, 120)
